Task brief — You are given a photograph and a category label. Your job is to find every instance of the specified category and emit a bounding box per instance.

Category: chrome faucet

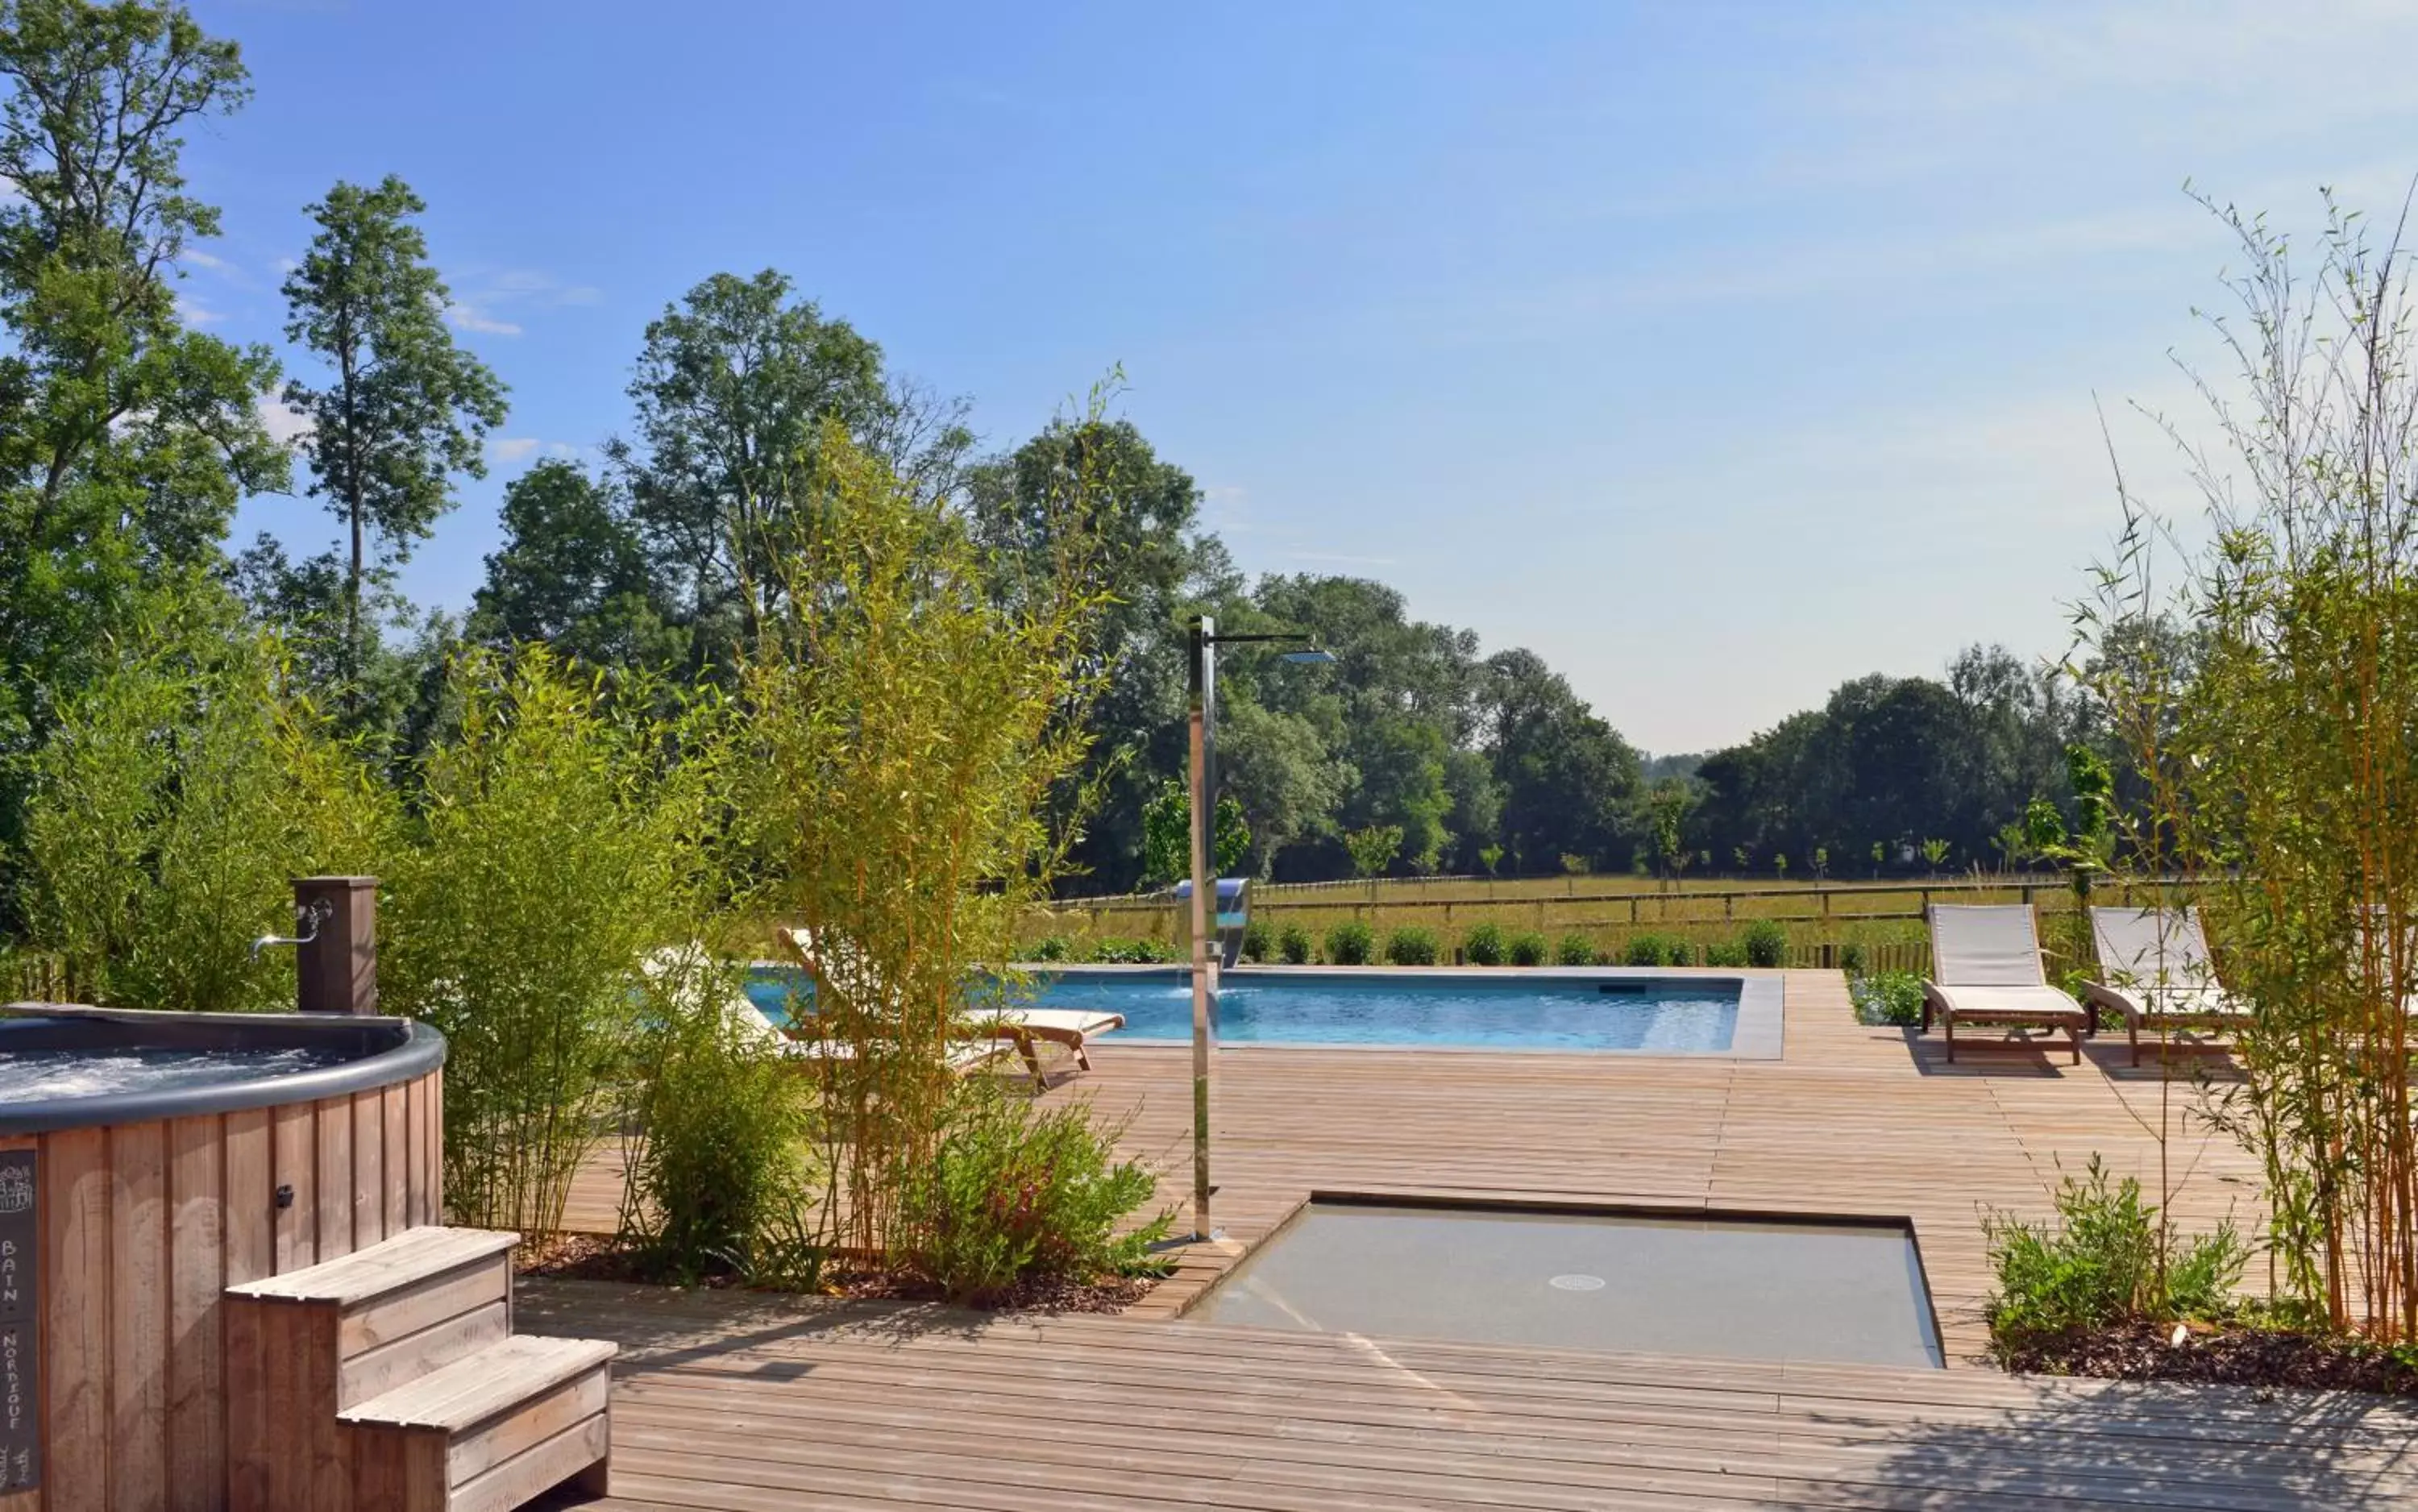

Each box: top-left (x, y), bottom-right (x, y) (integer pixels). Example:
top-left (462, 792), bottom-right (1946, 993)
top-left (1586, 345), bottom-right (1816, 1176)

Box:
top-left (251, 898), bottom-right (333, 962)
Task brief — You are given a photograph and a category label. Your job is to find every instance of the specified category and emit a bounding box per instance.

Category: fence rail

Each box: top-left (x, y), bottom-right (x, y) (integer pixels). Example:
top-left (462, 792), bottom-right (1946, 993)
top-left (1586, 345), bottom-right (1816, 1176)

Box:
top-left (1784, 940), bottom-right (1932, 974)
top-left (1045, 877), bottom-right (2202, 940)
top-left (1054, 872), bottom-right (2084, 906)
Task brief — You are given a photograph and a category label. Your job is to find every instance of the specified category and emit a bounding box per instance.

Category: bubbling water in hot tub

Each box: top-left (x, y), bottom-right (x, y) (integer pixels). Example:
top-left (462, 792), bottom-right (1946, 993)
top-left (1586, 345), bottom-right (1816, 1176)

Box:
top-left (0, 1045), bottom-right (351, 1103)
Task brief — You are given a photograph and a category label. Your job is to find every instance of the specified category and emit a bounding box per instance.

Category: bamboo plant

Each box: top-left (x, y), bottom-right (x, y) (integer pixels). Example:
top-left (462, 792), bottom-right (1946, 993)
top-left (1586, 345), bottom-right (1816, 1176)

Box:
top-left (2075, 189), bottom-right (2418, 1339)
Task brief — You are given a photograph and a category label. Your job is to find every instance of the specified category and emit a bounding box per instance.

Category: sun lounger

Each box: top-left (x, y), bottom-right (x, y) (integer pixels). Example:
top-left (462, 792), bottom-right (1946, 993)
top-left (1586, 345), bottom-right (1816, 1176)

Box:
top-left (2082, 906), bottom-right (2246, 1065)
top-left (641, 944), bottom-right (793, 1051)
top-left (777, 1033), bottom-right (1020, 1076)
top-left (776, 927), bottom-right (1120, 1082)
top-left (1920, 904), bottom-right (2087, 1064)
top-left (646, 943), bottom-right (1020, 1075)
top-left (970, 1005), bottom-right (1127, 1072)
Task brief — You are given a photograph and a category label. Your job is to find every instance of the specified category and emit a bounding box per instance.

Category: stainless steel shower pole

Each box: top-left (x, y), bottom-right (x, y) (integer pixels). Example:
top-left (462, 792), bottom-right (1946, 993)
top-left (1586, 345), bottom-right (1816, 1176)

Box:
top-left (1187, 615), bottom-right (1219, 1241)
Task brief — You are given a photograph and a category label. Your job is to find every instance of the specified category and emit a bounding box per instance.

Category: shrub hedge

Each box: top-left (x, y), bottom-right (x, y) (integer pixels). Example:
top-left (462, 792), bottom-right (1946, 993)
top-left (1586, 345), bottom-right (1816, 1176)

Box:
top-left (1325, 920), bottom-right (1375, 966)
top-left (1462, 922), bottom-right (1506, 966)
top-left (1385, 926), bottom-right (1440, 966)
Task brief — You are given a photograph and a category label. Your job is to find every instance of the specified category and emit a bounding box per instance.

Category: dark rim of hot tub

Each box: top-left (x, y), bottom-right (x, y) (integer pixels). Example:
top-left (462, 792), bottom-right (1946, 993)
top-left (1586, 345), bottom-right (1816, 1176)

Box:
top-left (0, 1003), bottom-right (447, 1135)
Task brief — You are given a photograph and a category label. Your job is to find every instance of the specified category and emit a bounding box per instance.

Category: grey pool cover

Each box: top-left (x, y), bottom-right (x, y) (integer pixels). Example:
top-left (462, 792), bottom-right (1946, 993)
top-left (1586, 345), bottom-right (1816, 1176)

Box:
top-left (1190, 1202), bottom-right (1942, 1369)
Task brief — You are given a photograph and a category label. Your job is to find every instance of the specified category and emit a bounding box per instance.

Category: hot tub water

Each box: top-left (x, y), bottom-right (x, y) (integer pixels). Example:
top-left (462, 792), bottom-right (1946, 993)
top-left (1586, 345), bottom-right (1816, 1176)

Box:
top-left (0, 1045), bottom-right (351, 1103)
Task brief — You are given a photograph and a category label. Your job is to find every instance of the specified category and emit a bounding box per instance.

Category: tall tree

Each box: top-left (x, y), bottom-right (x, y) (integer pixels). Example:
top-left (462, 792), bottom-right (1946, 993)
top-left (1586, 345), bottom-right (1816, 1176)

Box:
top-left (470, 459), bottom-right (680, 671)
top-left (609, 269), bottom-right (970, 664)
top-left (1247, 575), bottom-right (1487, 878)
top-left (280, 174), bottom-right (506, 692)
top-left (970, 415), bottom-right (1216, 888)
top-left (1481, 648), bottom-right (1641, 873)
top-left (1685, 646), bottom-right (2083, 872)
top-left (0, 0), bottom-right (287, 923)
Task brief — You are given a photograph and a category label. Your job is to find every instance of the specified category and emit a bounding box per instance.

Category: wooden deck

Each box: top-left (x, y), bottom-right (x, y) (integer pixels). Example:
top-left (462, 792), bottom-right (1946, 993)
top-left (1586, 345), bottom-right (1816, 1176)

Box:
top-left (531, 970), bottom-right (2414, 1510)
top-left (517, 1281), bottom-right (2418, 1511)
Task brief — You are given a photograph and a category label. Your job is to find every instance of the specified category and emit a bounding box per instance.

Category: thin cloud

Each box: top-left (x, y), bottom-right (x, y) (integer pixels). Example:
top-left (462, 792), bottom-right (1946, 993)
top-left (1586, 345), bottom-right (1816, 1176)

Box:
top-left (447, 303), bottom-right (524, 337)
top-left (491, 437), bottom-right (588, 464)
top-left (442, 268), bottom-right (601, 339)
top-left (480, 269), bottom-right (601, 306)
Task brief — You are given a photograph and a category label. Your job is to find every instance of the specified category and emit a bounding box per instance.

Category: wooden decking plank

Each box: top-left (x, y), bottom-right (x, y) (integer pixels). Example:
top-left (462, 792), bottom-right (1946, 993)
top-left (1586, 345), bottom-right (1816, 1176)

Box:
top-left (532, 970), bottom-right (2407, 1510)
top-left (604, 1380), bottom-right (2401, 1509)
top-left (605, 1357), bottom-right (2418, 1478)
top-left (596, 1349), bottom-right (2418, 1504)
top-left (523, 1281), bottom-right (2418, 1449)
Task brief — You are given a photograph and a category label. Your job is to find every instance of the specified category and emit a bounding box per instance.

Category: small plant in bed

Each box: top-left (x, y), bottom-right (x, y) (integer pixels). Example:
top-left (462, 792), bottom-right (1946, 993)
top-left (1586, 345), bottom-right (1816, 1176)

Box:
top-left (1461, 922), bottom-right (1506, 965)
top-left (614, 957), bottom-right (821, 1289)
top-left (1556, 933), bottom-right (1597, 966)
top-left (1507, 930), bottom-right (1548, 966)
top-left (897, 1085), bottom-right (1174, 1306)
top-left (1974, 1157), bottom-right (2412, 1394)
top-left (1851, 970), bottom-right (1924, 1025)
top-left (1743, 919), bottom-right (1787, 968)
top-left (1325, 920), bottom-right (1375, 965)
top-left (1241, 919), bottom-right (1273, 962)
top-left (1985, 1158), bottom-right (2245, 1348)
top-left (1385, 926), bottom-right (1439, 966)
top-left (1278, 923), bottom-right (1313, 965)
top-left (1622, 933), bottom-right (1680, 967)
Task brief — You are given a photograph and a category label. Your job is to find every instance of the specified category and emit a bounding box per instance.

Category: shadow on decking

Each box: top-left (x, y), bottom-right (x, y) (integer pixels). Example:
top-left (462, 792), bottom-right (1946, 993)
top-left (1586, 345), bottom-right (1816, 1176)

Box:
top-left (1896, 1025), bottom-right (2077, 1076)
top-left (516, 1278), bottom-right (998, 1376)
top-left (1846, 1372), bottom-right (2418, 1508)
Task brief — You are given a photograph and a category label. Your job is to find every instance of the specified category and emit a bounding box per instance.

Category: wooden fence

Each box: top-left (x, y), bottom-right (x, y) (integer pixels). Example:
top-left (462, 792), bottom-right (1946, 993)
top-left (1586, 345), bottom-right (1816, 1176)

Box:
top-left (1044, 876), bottom-right (2195, 938)
top-left (1784, 939), bottom-right (1932, 974)
top-left (1054, 870), bottom-right (2131, 903)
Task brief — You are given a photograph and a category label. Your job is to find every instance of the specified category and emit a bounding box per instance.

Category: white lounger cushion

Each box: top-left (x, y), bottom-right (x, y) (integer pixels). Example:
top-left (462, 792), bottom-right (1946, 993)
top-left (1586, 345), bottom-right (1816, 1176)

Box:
top-left (2090, 907), bottom-right (2215, 989)
top-left (1929, 904), bottom-right (2051, 987)
top-left (1926, 905), bottom-right (2084, 1023)
top-left (2088, 907), bottom-right (2249, 1019)
top-left (783, 1037), bottom-right (1011, 1072)
top-left (1926, 983), bottom-right (2086, 1019)
top-left (981, 1007), bottom-right (1124, 1035)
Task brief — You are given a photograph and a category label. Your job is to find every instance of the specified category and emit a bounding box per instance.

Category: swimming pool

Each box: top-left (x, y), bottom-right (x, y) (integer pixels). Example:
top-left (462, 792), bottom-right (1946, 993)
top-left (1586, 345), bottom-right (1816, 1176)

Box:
top-left (743, 966), bottom-right (1780, 1055)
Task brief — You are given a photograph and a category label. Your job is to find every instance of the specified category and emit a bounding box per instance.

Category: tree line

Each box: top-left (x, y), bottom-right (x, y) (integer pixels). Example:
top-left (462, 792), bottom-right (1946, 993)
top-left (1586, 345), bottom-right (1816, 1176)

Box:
top-left (0, 0), bottom-right (2097, 938)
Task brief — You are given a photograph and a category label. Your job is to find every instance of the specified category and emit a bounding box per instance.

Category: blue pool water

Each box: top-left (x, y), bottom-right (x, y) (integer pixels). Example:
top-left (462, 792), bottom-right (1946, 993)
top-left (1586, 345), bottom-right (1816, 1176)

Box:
top-left (744, 968), bottom-right (1740, 1053)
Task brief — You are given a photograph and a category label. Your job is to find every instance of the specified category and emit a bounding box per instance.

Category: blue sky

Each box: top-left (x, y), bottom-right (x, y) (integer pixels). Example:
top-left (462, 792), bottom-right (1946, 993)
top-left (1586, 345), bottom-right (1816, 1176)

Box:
top-left (187, 1), bottom-right (2418, 753)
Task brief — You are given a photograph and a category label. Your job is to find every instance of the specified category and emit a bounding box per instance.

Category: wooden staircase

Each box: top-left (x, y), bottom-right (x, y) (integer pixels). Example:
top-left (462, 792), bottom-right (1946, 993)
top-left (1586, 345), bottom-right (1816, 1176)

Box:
top-left (224, 1225), bottom-right (615, 1512)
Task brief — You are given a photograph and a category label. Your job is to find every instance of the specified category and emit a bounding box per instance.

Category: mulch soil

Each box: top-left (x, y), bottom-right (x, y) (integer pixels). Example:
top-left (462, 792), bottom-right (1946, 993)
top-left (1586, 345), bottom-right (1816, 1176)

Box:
top-left (2004, 1319), bottom-right (2418, 1397)
top-left (516, 1232), bottom-right (1155, 1315)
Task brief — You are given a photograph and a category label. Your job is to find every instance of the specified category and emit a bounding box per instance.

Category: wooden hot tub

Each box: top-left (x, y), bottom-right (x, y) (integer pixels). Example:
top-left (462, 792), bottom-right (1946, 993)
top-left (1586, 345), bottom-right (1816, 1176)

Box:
top-left (0, 1004), bottom-right (446, 1512)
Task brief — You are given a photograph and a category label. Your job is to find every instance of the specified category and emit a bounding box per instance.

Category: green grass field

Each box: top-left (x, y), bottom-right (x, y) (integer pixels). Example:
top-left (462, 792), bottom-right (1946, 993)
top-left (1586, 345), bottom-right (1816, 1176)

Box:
top-left (1023, 873), bottom-right (2153, 970)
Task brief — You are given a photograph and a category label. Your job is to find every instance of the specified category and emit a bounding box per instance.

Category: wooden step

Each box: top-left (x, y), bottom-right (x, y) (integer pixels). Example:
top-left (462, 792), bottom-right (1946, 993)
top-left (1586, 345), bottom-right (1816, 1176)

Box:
top-left (226, 1224), bottom-right (528, 1510)
top-left (343, 1335), bottom-right (617, 1512)
top-left (228, 1225), bottom-right (519, 1306)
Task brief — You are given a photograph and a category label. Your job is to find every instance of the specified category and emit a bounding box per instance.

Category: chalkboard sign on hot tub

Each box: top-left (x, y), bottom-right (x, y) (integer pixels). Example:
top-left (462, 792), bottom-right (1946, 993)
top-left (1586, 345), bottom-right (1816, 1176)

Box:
top-left (0, 1146), bottom-right (35, 1492)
